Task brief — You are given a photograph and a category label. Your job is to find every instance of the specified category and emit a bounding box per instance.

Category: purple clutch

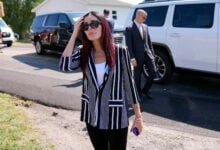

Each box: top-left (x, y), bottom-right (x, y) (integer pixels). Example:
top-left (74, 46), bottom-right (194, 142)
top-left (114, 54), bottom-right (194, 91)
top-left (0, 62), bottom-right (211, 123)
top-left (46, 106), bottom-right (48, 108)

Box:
top-left (133, 127), bottom-right (139, 136)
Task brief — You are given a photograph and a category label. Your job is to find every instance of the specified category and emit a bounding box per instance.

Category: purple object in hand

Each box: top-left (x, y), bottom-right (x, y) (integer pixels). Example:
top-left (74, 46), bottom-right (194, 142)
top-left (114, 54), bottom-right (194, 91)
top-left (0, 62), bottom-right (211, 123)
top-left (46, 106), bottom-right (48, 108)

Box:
top-left (133, 127), bottom-right (139, 136)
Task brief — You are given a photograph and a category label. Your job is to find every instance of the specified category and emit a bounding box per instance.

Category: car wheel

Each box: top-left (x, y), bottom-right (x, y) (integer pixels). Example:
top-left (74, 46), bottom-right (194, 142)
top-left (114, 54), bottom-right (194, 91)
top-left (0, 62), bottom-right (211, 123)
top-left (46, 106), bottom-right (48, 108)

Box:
top-left (35, 40), bottom-right (45, 55)
top-left (143, 50), bottom-right (173, 83)
top-left (7, 42), bottom-right (13, 47)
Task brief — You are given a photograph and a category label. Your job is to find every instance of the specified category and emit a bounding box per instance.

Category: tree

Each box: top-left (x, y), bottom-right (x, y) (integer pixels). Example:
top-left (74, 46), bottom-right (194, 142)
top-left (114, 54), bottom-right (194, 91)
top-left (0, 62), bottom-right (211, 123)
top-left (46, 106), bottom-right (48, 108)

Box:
top-left (1, 0), bottom-right (43, 39)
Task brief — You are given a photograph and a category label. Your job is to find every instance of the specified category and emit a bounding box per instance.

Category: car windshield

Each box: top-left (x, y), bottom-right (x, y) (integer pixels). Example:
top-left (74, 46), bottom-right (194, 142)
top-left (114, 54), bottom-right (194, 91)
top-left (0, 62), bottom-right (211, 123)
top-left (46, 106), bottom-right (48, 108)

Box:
top-left (0, 19), bottom-right (8, 27)
top-left (68, 13), bottom-right (85, 23)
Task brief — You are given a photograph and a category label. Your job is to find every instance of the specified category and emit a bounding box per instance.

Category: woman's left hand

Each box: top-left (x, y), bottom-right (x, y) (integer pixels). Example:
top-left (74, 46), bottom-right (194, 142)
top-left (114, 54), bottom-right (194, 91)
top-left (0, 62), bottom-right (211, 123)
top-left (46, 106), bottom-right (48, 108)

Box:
top-left (130, 117), bottom-right (144, 136)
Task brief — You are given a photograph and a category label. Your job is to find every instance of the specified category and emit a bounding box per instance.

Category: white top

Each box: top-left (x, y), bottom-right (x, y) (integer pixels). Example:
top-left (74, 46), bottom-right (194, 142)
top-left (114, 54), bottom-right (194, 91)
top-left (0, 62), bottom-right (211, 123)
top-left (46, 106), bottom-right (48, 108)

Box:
top-left (95, 62), bottom-right (106, 87)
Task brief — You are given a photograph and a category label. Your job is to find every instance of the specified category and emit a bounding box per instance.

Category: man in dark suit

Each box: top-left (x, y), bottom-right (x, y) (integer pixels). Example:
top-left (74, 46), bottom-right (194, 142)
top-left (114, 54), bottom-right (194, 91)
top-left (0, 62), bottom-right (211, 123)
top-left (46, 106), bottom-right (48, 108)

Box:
top-left (125, 9), bottom-right (156, 102)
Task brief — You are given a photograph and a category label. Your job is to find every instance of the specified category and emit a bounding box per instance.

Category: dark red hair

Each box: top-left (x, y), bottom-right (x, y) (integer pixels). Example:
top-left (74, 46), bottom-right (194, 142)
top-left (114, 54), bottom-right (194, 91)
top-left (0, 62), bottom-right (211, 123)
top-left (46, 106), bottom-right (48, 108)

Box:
top-left (80, 11), bottom-right (115, 74)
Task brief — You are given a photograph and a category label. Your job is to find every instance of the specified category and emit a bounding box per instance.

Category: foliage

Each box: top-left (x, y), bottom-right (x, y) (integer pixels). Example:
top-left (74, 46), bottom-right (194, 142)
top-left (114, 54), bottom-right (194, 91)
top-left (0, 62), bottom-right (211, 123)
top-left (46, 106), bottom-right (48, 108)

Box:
top-left (1, 0), bottom-right (43, 39)
top-left (16, 39), bottom-right (32, 43)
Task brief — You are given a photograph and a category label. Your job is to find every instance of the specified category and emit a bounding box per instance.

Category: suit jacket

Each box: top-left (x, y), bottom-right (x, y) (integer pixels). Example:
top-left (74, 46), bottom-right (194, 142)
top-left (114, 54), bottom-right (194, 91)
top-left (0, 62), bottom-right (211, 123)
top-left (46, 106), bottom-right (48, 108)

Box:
top-left (59, 44), bottom-right (139, 129)
top-left (125, 22), bottom-right (155, 64)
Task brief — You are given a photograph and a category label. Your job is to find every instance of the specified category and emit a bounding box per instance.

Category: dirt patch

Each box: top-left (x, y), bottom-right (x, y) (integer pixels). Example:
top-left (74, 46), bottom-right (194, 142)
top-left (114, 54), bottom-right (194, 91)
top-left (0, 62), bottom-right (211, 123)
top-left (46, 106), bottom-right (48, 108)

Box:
top-left (22, 102), bottom-right (220, 150)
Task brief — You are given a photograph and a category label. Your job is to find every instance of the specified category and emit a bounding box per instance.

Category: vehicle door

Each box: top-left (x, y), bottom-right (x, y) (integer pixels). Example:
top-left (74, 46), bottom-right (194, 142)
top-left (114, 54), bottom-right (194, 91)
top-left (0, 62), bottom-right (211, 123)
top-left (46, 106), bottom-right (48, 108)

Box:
top-left (43, 14), bottom-right (59, 50)
top-left (167, 3), bottom-right (218, 73)
top-left (57, 14), bottom-right (72, 52)
top-left (217, 3), bottom-right (220, 73)
top-left (142, 5), bottom-right (169, 50)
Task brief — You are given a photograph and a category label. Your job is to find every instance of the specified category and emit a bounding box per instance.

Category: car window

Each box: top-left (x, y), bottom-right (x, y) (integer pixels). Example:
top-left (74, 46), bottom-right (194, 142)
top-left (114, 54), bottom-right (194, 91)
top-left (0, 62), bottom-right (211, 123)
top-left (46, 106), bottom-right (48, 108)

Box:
top-left (133, 6), bottom-right (168, 27)
top-left (0, 18), bottom-right (8, 27)
top-left (58, 14), bottom-right (69, 24)
top-left (173, 3), bottom-right (215, 28)
top-left (32, 15), bottom-right (46, 28)
top-left (45, 14), bottom-right (59, 26)
top-left (58, 14), bottom-right (71, 28)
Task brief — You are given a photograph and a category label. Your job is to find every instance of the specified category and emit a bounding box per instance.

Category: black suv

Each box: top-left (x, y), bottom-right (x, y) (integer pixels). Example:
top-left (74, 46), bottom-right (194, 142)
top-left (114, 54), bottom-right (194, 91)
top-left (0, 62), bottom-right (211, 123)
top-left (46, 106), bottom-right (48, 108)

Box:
top-left (30, 12), bottom-right (85, 55)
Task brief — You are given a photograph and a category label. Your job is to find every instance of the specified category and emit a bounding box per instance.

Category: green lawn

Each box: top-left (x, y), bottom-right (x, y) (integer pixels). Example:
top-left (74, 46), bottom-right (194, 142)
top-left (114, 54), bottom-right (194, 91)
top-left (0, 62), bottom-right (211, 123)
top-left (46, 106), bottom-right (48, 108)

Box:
top-left (0, 93), bottom-right (54, 150)
top-left (15, 39), bottom-right (32, 44)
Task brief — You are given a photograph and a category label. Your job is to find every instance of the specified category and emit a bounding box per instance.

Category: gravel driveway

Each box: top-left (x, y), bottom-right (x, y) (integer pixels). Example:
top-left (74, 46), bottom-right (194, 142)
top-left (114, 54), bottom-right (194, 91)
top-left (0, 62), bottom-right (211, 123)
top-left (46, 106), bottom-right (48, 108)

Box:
top-left (22, 102), bottom-right (220, 150)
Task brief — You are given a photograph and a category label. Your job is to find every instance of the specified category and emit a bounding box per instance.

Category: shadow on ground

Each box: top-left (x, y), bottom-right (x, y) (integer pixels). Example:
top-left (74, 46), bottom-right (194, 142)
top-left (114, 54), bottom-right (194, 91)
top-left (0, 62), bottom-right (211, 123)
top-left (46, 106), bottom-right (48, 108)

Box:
top-left (12, 52), bottom-right (80, 73)
top-left (138, 73), bottom-right (220, 132)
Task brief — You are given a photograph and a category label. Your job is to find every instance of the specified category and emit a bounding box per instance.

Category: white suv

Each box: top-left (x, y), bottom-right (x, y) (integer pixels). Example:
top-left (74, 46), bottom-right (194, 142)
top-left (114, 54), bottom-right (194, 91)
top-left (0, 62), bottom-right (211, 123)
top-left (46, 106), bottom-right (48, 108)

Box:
top-left (124, 0), bottom-right (220, 83)
top-left (0, 18), bottom-right (15, 47)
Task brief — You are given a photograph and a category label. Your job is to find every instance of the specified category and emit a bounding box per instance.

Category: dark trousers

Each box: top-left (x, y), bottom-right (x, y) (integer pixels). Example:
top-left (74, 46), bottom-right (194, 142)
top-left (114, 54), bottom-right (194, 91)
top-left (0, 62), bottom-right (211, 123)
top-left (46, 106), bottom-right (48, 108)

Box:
top-left (134, 57), bottom-right (156, 95)
top-left (86, 123), bottom-right (128, 150)
top-left (142, 57), bottom-right (157, 93)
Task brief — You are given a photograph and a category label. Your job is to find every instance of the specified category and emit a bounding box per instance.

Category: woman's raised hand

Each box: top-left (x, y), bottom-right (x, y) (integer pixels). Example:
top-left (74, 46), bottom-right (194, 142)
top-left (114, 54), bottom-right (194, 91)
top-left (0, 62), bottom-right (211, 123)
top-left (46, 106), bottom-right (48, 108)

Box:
top-left (72, 17), bottom-right (84, 37)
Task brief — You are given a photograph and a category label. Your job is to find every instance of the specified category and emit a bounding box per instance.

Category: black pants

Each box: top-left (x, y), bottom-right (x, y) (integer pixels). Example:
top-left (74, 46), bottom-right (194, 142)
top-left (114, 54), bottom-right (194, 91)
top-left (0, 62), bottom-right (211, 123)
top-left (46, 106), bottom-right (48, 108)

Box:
top-left (142, 57), bottom-right (157, 93)
top-left (134, 57), bottom-right (156, 95)
top-left (86, 123), bottom-right (128, 150)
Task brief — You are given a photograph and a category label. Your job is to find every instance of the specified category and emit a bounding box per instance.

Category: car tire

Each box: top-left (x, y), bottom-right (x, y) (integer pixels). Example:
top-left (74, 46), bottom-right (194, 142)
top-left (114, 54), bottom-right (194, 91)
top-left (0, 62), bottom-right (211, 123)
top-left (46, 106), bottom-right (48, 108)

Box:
top-left (143, 50), bottom-right (173, 83)
top-left (35, 40), bottom-right (45, 55)
top-left (6, 42), bottom-right (13, 47)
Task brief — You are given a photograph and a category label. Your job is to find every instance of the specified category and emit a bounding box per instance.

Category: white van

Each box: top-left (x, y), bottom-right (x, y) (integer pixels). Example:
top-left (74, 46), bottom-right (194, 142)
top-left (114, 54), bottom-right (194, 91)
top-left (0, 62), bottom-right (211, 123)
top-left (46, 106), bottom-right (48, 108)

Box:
top-left (124, 0), bottom-right (220, 83)
top-left (0, 18), bottom-right (15, 47)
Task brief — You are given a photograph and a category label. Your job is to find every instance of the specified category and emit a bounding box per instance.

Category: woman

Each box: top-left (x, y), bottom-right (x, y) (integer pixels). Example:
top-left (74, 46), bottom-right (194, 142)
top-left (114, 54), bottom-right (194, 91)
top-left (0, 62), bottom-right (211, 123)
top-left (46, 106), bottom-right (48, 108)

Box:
top-left (60, 11), bottom-right (143, 150)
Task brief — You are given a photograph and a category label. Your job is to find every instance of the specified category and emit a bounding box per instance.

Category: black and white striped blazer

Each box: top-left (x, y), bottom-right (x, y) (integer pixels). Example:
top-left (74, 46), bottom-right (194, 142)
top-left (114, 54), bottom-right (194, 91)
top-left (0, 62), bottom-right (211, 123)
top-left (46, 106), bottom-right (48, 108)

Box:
top-left (59, 45), bottom-right (139, 129)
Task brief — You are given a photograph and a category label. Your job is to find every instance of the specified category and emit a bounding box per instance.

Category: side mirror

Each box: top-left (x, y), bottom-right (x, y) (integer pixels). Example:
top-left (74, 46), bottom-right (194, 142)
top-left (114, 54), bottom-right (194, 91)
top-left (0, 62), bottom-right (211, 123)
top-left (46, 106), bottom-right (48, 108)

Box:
top-left (58, 22), bottom-right (70, 29)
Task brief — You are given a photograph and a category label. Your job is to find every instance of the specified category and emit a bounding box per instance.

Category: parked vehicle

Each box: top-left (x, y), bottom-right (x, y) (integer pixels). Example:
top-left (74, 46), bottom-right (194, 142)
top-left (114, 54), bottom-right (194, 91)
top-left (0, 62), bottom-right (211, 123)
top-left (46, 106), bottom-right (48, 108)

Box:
top-left (30, 12), bottom-right (86, 55)
top-left (0, 28), bottom-right (2, 44)
top-left (0, 18), bottom-right (15, 47)
top-left (31, 11), bottom-right (127, 55)
top-left (122, 0), bottom-right (220, 83)
top-left (113, 25), bottom-right (125, 45)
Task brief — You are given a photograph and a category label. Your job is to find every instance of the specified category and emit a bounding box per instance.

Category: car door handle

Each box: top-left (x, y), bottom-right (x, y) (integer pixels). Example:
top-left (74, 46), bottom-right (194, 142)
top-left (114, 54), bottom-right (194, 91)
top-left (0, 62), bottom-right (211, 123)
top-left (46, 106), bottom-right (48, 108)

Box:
top-left (170, 33), bottom-right (181, 38)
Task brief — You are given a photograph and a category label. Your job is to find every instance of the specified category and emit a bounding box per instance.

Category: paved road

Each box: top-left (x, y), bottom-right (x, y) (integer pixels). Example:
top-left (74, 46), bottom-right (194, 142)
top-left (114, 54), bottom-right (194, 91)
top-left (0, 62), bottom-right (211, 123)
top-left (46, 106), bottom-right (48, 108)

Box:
top-left (0, 43), bottom-right (220, 139)
top-left (0, 43), bottom-right (83, 109)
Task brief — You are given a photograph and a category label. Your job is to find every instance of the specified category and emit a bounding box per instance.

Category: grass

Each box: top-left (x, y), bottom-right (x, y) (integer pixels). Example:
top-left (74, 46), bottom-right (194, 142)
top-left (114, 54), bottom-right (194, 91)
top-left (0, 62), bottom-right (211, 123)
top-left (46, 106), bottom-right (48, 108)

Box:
top-left (0, 92), bottom-right (54, 150)
top-left (15, 39), bottom-right (32, 44)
